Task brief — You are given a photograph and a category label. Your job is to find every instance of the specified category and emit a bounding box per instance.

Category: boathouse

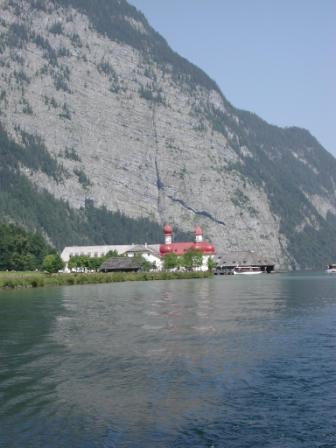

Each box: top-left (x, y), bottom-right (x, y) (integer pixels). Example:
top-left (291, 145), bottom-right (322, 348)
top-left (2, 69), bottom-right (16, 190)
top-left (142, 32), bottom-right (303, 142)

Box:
top-left (214, 251), bottom-right (275, 274)
top-left (99, 257), bottom-right (141, 273)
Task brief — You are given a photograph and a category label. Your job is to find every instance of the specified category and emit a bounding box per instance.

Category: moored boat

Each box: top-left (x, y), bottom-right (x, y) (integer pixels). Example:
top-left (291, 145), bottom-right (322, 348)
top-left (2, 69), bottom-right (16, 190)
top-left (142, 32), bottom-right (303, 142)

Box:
top-left (326, 264), bottom-right (336, 273)
top-left (233, 266), bottom-right (262, 275)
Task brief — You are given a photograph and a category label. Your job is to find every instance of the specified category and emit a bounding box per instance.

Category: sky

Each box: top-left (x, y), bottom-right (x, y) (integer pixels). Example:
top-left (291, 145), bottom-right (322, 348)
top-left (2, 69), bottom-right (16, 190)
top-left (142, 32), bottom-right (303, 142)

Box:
top-left (129, 0), bottom-right (336, 155)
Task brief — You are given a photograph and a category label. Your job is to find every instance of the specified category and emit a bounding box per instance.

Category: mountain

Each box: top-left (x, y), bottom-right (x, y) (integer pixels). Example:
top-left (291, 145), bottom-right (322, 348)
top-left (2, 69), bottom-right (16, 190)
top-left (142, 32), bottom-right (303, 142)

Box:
top-left (0, 0), bottom-right (335, 269)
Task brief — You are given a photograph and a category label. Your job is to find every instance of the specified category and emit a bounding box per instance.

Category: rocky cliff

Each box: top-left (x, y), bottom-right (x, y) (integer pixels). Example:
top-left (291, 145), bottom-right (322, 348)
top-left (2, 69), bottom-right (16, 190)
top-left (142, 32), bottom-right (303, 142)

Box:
top-left (1, 0), bottom-right (336, 268)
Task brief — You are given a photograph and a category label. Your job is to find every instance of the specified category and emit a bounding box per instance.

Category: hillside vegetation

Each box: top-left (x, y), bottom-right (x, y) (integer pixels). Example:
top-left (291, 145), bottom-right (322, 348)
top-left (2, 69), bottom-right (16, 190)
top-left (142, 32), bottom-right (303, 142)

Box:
top-left (0, 223), bottom-right (54, 270)
top-left (0, 125), bottom-right (191, 250)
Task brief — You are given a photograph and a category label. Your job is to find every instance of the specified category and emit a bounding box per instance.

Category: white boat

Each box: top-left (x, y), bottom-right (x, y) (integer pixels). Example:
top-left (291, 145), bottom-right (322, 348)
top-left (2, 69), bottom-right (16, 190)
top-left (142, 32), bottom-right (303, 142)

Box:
top-left (326, 264), bottom-right (336, 273)
top-left (233, 266), bottom-right (262, 275)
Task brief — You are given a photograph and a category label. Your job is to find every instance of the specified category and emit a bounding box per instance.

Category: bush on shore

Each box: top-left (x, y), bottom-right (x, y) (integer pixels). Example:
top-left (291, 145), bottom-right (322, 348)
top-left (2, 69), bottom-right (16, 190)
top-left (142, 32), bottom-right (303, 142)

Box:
top-left (0, 270), bottom-right (212, 289)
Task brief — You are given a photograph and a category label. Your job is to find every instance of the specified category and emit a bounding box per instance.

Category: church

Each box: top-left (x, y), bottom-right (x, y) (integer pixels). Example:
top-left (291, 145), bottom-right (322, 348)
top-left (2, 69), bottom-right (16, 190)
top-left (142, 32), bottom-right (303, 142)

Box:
top-left (61, 225), bottom-right (216, 272)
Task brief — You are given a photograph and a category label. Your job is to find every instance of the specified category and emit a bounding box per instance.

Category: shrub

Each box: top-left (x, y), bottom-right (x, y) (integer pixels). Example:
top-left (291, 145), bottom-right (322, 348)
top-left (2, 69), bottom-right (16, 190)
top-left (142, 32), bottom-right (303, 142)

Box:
top-left (73, 167), bottom-right (91, 188)
top-left (64, 147), bottom-right (81, 161)
top-left (42, 254), bottom-right (65, 273)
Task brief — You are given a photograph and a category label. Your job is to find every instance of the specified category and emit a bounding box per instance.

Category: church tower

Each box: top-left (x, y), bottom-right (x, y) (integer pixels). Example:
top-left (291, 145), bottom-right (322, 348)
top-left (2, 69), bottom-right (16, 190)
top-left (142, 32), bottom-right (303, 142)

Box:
top-left (194, 226), bottom-right (203, 243)
top-left (163, 224), bottom-right (173, 244)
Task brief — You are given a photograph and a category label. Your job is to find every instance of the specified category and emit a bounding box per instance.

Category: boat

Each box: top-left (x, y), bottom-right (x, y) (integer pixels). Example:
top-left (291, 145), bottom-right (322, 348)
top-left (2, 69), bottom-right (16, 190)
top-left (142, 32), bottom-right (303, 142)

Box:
top-left (233, 266), bottom-right (262, 275)
top-left (326, 264), bottom-right (336, 273)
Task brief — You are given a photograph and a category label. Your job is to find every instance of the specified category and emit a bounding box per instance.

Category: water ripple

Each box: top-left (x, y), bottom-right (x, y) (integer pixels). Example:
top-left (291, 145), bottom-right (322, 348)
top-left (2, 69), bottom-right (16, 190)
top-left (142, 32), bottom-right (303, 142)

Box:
top-left (1, 275), bottom-right (336, 446)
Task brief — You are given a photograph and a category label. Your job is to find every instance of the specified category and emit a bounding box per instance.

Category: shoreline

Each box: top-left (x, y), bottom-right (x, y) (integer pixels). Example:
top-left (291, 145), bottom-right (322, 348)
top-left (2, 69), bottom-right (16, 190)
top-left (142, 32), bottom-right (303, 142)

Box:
top-left (0, 271), bottom-right (212, 290)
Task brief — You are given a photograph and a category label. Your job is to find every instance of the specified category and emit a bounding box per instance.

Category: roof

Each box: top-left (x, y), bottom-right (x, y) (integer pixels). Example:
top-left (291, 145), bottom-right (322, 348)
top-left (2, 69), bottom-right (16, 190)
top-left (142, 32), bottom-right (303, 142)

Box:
top-left (125, 245), bottom-right (151, 253)
top-left (99, 257), bottom-right (141, 271)
top-left (125, 245), bottom-right (162, 258)
top-left (160, 241), bottom-right (215, 256)
top-left (61, 244), bottom-right (161, 262)
top-left (125, 245), bottom-right (149, 252)
top-left (163, 224), bottom-right (173, 235)
top-left (215, 251), bottom-right (275, 266)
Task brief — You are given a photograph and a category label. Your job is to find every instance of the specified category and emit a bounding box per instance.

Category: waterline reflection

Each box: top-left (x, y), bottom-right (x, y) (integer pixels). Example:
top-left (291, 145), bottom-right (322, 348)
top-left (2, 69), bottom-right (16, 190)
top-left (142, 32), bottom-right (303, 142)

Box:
top-left (1, 274), bottom-right (336, 447)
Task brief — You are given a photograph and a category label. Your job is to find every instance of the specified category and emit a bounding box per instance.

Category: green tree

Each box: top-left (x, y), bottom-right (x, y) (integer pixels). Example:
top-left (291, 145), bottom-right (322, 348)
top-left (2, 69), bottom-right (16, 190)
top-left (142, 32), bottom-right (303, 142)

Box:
top-left (87, 257), bottom-right (102, 271)
top-left (207, 257), bottom-right (216, 271)
top-left (0, 223), bottom-right (53, 271)
top-left (163, 252), bottom-right (178, 270)
top-left (68, 255), bottom-right (89, 270)
top-left (134, 255), bottom-right (155, 272)
top-left (68, 250), bottom-right (121, 271)
top-left (105, 250), bottom-right (119, 258)
top-left (42, 254), bottom-right (64, 273)
top-left (181, 249), bottom-right (203, 271)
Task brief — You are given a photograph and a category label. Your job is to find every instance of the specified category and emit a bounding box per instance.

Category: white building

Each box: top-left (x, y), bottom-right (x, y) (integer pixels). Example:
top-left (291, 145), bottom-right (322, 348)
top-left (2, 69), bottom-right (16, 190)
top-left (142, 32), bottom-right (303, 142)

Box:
top-left (61, 243), bottom-right (162, 271)
top-left (61, 225), bottom-right (216, 272)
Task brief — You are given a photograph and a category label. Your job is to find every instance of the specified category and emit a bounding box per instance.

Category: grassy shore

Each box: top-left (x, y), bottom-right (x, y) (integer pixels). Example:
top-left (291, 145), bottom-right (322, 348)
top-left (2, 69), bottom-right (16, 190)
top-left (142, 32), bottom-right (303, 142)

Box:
top-left (0, 270), bottom-right (212, 289)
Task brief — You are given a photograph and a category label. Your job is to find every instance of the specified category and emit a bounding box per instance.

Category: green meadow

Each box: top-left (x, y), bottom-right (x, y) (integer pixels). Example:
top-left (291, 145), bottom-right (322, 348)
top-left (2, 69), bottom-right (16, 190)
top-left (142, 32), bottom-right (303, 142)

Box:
top-left (0, 270), bottom-right (212, 290)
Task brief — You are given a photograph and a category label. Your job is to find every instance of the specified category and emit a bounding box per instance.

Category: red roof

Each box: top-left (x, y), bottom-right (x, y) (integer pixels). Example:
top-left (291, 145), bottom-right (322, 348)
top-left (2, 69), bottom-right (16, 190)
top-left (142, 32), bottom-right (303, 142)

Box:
top-left (160, 241), bottom-right (215, 256)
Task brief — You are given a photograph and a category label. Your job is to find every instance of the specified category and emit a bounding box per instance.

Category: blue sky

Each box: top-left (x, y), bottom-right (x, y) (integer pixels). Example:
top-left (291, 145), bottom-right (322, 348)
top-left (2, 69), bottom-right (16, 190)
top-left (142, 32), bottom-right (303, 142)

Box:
top-left (129, 0), bottom-right (335, 155)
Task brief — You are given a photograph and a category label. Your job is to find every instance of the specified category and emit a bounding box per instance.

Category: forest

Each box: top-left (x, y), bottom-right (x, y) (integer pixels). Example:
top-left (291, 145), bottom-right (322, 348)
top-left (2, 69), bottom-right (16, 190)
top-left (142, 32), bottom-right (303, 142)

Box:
top-left (0, 223), bottom-right (55, 271)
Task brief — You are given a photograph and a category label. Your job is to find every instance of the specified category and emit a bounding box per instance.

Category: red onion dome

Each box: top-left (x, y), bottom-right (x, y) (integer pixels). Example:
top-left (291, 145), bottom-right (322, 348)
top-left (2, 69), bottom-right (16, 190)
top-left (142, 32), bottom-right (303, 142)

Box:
top-left (194, 242), bottom-right (216, 254)
top-left (163, 224), bottom-right (173, 235)
top-left (160, 244), bottom-right (173, 254)
top-left (203, 243), bottom-right (215, 254)
top-left (194, 226), bottom-right (203, 236)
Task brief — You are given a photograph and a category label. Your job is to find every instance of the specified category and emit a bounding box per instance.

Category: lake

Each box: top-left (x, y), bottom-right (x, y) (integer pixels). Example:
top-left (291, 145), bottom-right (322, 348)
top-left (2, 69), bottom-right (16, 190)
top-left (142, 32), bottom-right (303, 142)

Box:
top-left (1, 273), bottom-right (336, 447)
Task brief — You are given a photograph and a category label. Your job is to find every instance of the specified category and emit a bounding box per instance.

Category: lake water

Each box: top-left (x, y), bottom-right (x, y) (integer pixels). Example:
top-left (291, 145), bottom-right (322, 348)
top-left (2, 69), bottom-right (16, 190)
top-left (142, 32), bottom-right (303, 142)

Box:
top-left (1, 273), bottom-right (336, 447)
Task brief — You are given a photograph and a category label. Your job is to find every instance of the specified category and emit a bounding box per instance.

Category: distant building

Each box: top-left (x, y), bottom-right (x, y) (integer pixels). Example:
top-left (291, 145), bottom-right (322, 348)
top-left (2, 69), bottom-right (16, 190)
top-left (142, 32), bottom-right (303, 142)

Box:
top-left (159, 225), bottom-right (216, 271)
top-left (61, 224), bottom-right (216, 272)
top-left (215, 251), bottom-right (275, 274)
top-left (99, 257), bottom-right (141, 273)
top-left (124, 245), bottom-right (162, 269)
top-left (61, 244), bottom-right (160, 263)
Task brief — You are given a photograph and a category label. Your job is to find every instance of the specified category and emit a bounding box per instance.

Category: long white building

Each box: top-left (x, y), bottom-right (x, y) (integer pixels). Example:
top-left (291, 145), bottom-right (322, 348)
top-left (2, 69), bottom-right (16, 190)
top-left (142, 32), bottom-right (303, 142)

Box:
top-left (61, 225), bottom-right (216, 272)
top-left (61, 244), bottom-right (162, 270)
top-left (61, 244), bottom-right (160, 262)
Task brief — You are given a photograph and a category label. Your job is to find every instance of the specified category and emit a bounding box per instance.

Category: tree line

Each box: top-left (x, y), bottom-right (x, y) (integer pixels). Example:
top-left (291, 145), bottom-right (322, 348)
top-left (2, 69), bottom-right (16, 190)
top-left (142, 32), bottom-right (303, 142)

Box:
top-left (67, 248), bottom-right (215, 272)
top-left (67, 250), bottom-right (154, 272)
top-left (163, 249), bottom-right (215, 271)
top-left (0, 223), bottom-right (63, 272)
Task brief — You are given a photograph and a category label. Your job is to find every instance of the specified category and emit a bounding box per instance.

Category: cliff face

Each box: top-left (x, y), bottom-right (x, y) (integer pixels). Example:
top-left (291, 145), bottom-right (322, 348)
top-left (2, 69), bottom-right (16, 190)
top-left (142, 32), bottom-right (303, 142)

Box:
top-left (1, 0), bottom-right (336, 268)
